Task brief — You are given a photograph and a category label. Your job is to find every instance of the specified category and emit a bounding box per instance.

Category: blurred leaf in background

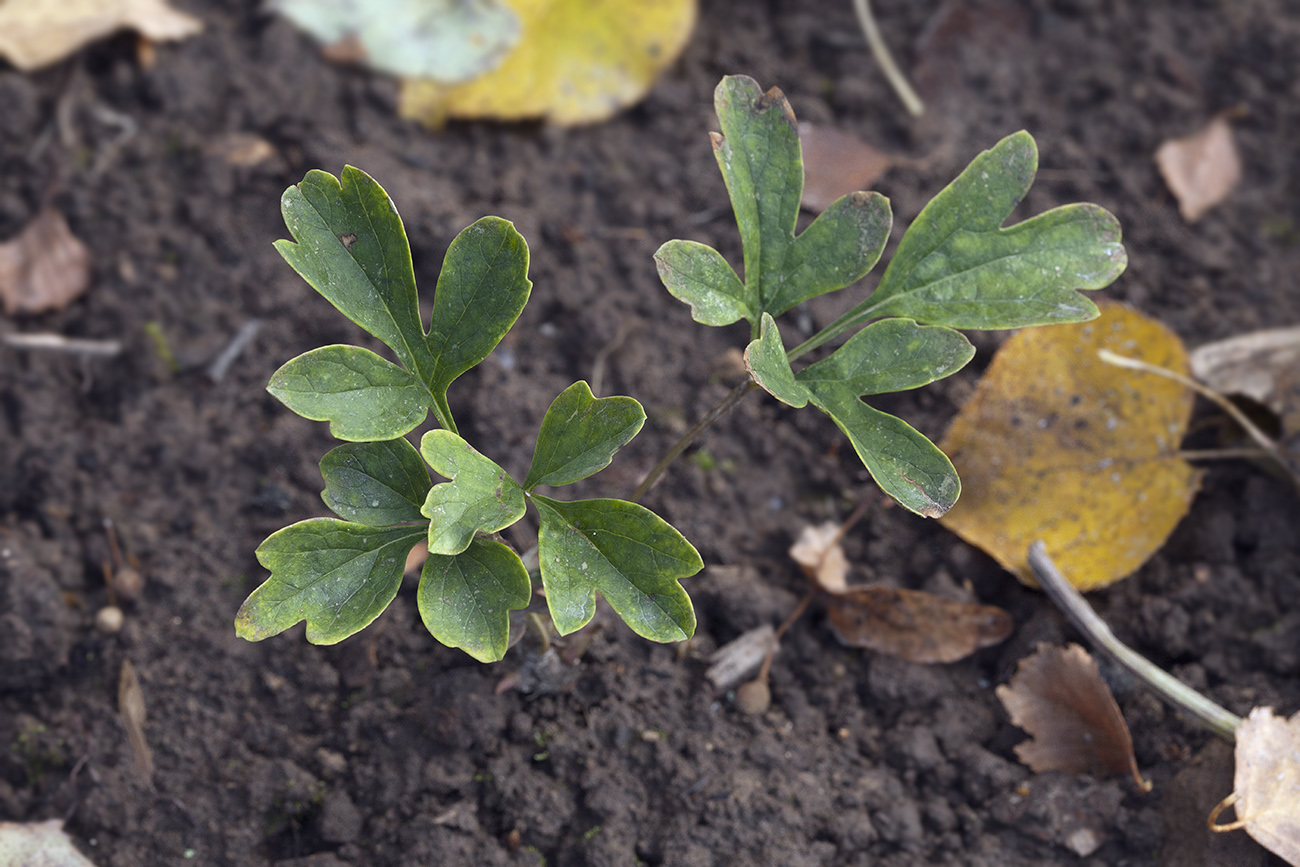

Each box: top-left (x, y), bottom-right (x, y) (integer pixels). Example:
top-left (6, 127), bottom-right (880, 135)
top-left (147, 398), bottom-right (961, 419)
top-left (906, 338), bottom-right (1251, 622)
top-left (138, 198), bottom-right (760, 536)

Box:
top-left (0, 0), bottom-right (202, 70)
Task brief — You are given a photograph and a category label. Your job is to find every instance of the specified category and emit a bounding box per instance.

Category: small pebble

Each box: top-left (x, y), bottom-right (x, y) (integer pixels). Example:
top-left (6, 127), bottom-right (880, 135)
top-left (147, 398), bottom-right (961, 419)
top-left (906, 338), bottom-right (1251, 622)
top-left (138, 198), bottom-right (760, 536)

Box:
top-left (113, 567), bottom-right (145, 601)
top-left (735, 679), bottom-right (771, 715)
top-left (96, 605), bottom-right (125, 634)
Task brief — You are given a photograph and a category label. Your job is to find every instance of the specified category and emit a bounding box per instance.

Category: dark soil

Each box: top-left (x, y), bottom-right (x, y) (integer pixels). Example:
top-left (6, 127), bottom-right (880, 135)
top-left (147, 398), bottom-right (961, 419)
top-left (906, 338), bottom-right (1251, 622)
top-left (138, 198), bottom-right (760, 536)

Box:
top-left (2, 1), bottom-right (1298, 865)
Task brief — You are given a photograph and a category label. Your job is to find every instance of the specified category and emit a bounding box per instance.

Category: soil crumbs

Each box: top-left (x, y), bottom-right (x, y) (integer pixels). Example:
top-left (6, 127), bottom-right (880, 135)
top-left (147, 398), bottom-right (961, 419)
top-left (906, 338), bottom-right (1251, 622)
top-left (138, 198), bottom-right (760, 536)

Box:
top-left (2, 1), bottom-right (1298, 865)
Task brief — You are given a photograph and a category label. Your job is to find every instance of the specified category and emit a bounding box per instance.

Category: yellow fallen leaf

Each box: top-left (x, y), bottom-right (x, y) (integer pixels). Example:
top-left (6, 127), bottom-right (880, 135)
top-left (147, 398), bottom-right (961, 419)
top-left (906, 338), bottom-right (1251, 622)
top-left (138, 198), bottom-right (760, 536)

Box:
top-left (939, 301), bottom-right (1200, 590)
top-left (0, 0), bottom-right (202, 72)
top-left (399, 0), bottom-right (696, 127)
top-left (1210, 707), bottom-right (1300, 865)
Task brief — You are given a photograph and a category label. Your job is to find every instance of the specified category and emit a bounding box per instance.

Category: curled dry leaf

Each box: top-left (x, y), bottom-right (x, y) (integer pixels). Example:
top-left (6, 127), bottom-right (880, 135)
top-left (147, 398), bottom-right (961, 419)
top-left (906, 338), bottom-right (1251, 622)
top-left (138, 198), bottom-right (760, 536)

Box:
top-left (0, 0), bottom-right (202, 71)
top-left (1190, 326), bottom-right (1300, 430)
top-left (118, 658), bottom-right (153, 781)
top-left (798, 123), bottom-right (895, 213)
top-left (705, 623), bottom-right (777, 691)
top-left (997, 643), bottom-right (1147, 789)
top-left (824, 586), bottom-right (1012, 664)
top-left (939, 301), bottom-right (1200, 590)
top-left (0, 819), bottom-right (97, 867)
top-left (1209, 706), bottom-right (1300, 866)
top-left (0, 210), bottom-right (91, 316)
top-left (789, 521), bottom-right (849, 594)
top-left (1155, 115), bottom-right (1242, 223)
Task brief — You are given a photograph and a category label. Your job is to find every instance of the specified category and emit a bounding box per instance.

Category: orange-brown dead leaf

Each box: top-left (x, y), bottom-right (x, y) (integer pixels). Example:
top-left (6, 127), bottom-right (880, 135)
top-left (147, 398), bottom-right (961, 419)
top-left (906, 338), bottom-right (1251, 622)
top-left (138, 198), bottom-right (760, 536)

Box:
top-left (0, 210), bottom-right (91, 316)
top-left (824, 586), bottom-right (1011, 664)
top-left (1209, 707), bottom-right (1300, 865)
top-left (789, 521), bottom-right (849, 594)
top-left (1155, 115), bottom-right (1242, 223)
top-left (997, 643), bottom-right (1147, 789)
top-left (798, 123), bottom-right (894, 213)
top-left (939, 301), bottom-right (1200, 590)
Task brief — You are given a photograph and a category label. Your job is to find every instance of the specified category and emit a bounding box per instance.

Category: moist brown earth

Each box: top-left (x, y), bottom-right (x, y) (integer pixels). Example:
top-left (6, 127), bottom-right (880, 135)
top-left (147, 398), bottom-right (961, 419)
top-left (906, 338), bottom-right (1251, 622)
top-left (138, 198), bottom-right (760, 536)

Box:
top-left (1, 1), bottom-right (1298, 865)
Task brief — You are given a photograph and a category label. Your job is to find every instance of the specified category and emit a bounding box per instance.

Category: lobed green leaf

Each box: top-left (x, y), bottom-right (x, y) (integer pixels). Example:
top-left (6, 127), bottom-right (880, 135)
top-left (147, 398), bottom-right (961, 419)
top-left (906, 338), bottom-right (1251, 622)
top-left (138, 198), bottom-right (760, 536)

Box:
top-left (417, 536), bottom-right (531, 663)
top-left (710, 75), bottom-right (892, 322)
top-left (805, 385), bottom-right (960, 518)
top-left (237, 519), bottom-right (425, 644)
top-left (524, 381), bottom-right (646, 490)
top-left (320, 438), bottom-right (431, 526)
top-left (837, 131), bottom-right (1126, 333)
top-left (796, 318), bottom-right (974, 396)
top-left (267, 345), bottom-right (429, 442)
top-left (276, 167), bottom-right (432, 377)
top-left (653, 239), bottom-right (750, 327)
top-left (420, 430), bottom-right (525, 555)
top-left (533, 496), bottom-right (700, 641)
top-left (744, 313), bottom-right (809, 408)
top-left (424, 216), bottom-right (531, 429)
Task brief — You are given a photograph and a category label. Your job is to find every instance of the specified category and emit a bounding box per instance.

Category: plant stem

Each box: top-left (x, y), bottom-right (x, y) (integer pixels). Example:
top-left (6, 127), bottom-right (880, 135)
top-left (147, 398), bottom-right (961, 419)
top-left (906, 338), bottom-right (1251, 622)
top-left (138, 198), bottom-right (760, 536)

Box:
top-left (629, 379), bottom-right (759, 504)
top-left (758, 592), bottom-right (815, 684)
top-left (851, 0), bottom-right (925, 118)
top-left (1026, 541), bottom-right (1242, 742)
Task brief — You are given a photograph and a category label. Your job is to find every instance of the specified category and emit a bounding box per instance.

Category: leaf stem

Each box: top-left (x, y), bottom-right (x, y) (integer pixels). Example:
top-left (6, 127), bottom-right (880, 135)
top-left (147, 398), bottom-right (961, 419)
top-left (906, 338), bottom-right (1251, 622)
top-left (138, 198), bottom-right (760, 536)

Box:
top-left (629, 379), bottom-right (759, 504)
top-left (1026, 541), bottom-right (1241, 742)
top-left (787, 299), bottom-right (886, 362)
top-left (851, 0), bottom-right (925, 118)
top-left (757, 591), bottom-right (815, 684)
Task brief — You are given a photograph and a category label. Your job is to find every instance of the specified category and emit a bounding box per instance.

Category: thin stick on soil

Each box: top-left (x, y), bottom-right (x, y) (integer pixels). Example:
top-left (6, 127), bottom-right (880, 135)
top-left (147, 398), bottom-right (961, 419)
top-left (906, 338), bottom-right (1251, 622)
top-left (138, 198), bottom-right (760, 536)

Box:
top-left (629, 379), bottom-right (759, 504)
top-left (851, 0), bottom-right (925, 117)
top-left (1026, 541), bottom-right (1242, 742)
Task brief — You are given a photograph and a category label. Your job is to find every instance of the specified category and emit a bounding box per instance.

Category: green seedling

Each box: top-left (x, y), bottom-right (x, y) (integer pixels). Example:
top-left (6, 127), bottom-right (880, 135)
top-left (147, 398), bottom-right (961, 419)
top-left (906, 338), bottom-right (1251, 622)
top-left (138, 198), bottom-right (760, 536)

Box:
top-left (234, 167), bottom-right (700, 662)
top-left (653, 75), bottom-right (1128, 516)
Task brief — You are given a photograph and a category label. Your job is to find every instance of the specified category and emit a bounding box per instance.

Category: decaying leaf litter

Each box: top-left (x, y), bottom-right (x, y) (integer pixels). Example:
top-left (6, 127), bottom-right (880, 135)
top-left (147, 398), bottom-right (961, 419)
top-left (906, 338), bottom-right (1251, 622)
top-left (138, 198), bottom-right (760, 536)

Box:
top-left (2, 1), bottom-right (1300, 867)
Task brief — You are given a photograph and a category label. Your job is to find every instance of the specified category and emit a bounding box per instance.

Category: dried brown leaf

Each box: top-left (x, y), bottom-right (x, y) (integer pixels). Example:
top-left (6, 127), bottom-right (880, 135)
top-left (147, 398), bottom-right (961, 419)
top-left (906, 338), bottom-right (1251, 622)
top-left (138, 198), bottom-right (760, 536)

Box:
top-left (798, 123), bottom-right (895, 213)
top-left (118, 659), bottom-right (152, 782)
top-left (1190, 327), bottom-right (1300, 423)
top-left (207, 132), bottom-right (278, 167)
top-left (0, 0), bottom-right (202, 71)
top-left (997, 643), bottom-right (1146, 788)
top-left (789, 522), bottom-right (849, 593)
top-left (0, 210), bottom-right (91, 315)
top-left (1209, 707), bottom-right (1300, 865)
top-left (705, 624), bottom-right (777, 691)
top-left (1155, 115), bottom-right (1242, 223)
top-left (824, 585), bottom-right (1011, 664)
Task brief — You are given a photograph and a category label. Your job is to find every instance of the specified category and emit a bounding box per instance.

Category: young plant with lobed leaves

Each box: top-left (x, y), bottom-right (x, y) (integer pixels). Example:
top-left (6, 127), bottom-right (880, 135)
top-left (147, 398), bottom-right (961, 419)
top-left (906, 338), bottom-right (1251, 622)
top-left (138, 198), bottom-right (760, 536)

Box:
top-left (654, 75), bottom-right (1128, 517)
top-left (234, 167), bottom-right (700, 662)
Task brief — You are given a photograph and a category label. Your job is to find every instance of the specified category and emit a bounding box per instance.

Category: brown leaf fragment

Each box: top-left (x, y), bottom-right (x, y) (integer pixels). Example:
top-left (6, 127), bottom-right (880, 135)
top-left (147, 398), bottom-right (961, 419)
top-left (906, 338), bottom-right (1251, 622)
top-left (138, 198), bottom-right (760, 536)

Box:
top-left (789, 521), bottom-right (849, 593)
top-left (1208, 706), bottom-right (1300, 865)
top-left (0, 819), bottom-right (98, 866)
top-left (0, 0), bottom-right (203, 71)
top-left (705, 624), bottom-right (777, 691)
top-left (824, 585), bottom-right (1011, 664)
top-left (118, 659), bottom-right (153, 782)
top-left (997, 643), bottom-right (1147, 788)
top-left (798, 123), bottom-right (895, 213)
top-left (0, 210), bottom-right (91, 316)
top-left (207, 132), bottom-right (278, 167)
top-left (1155, 115), bottom-right (1242, 222)
top-left (1190, 326), bottom-right (1300, 422)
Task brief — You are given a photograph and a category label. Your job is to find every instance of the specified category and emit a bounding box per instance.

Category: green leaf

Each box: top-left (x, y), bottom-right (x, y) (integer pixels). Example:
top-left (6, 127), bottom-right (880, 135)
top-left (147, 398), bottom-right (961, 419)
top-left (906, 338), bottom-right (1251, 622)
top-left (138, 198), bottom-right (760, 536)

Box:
top-left (653, 239), bottom-right (750, 326)
top-left (796, 318), bottom-right (974, 396)
top-left (744, 313), bottom-right (809, 408)
top-left (425, 217), bottom-right (531, 430)
top-left (237, 519), bottom-right (424, 644)
top-left (838, 131), bottom-right (1126, 333)
top-left (417, 537), bottom-right (530, 663)
top-left (272, 0), bottom-right (521, 83)
top-left (804, 384), bottom-right (960, 518)
top-left (276, 167), bottom-right (433, 379)
top-left (420, 430), bottom-right (525, 555)
top-left (320, 438), bottom-right (431, 526)
top-left (267, 345), bottom-right (429, 442)
top-left (711, 75), bottom-right (892, 321)
top-left (533, 496), bottom-right (700, 641)
top-left (524, 381), bottom-right (646, 490)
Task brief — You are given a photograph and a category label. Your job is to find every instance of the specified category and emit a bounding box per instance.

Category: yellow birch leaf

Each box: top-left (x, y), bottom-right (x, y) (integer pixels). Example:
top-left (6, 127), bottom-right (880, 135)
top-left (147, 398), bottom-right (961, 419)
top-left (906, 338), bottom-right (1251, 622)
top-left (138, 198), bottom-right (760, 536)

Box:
top-left (399, 0), bottom-right (696, 127)
top-left (939, 301), bottom-right (1200, 590)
